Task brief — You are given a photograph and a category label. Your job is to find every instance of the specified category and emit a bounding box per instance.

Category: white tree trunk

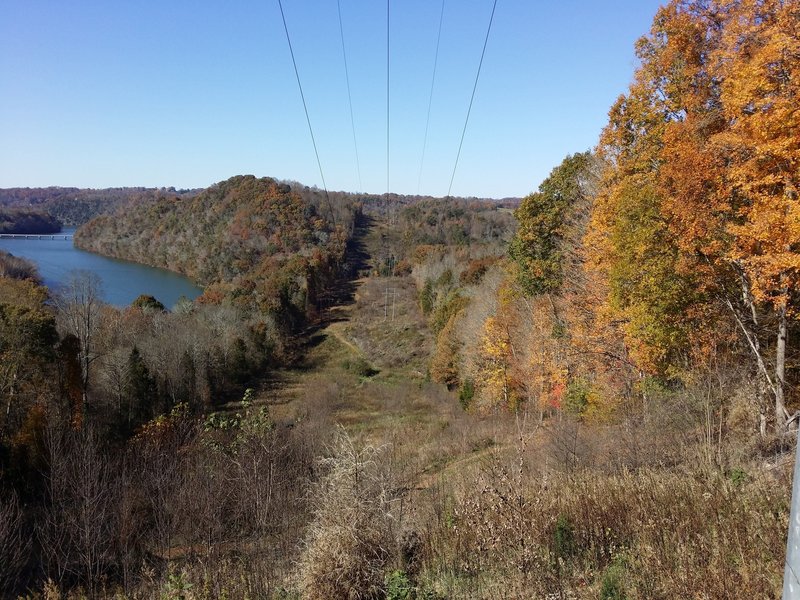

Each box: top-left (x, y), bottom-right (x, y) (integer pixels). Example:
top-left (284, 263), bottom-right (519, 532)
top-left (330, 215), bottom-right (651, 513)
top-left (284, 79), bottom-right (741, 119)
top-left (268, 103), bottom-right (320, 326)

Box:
top-left (776, 299), bottom-right (788, 430)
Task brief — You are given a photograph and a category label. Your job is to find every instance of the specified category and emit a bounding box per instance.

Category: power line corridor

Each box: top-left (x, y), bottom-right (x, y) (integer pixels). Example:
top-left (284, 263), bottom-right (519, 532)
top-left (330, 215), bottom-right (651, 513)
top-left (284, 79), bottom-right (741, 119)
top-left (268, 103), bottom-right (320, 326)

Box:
top-left (275, 0), bottom-right (499, 200)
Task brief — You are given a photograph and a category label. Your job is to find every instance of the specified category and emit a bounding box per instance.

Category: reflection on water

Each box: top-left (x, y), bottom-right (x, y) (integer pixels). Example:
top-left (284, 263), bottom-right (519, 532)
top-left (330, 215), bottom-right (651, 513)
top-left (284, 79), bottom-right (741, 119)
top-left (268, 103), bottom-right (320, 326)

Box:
top-left (0, 229), bottom-right (202, 308)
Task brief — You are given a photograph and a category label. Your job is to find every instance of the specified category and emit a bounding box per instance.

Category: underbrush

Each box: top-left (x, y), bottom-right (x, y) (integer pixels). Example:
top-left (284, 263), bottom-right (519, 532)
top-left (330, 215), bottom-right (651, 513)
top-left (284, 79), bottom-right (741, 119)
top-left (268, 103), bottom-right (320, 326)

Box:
top-left (417, 456), bottom-right (789, 599)
top-left (11, 345), bottom-right (793, 600)
top-left (17, 425), bottom-right (791, 600)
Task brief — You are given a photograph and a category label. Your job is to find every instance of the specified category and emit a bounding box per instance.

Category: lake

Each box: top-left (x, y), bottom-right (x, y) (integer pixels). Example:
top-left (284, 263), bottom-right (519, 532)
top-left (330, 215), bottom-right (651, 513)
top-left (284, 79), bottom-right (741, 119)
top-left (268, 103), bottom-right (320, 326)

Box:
top-left (0, 229), bottom-right (203, 308)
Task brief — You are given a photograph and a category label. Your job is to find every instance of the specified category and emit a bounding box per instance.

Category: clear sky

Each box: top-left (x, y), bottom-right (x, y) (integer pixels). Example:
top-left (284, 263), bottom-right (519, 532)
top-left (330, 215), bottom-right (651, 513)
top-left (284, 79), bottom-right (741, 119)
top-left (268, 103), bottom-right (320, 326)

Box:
top-left (1, 0), bottom-right (664, 199)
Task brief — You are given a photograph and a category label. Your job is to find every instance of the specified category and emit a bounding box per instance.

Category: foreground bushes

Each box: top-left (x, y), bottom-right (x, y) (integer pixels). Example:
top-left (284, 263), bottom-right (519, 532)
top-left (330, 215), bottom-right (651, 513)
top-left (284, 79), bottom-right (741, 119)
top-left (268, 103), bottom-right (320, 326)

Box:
top-left (296, 431), bottom-right (398, 600)
top-left (2, 398), bottom-right (320, 599)
top-left (422, 459), bottom-right (789, 599)
top-left (14, 418), bottom-right (791, 599)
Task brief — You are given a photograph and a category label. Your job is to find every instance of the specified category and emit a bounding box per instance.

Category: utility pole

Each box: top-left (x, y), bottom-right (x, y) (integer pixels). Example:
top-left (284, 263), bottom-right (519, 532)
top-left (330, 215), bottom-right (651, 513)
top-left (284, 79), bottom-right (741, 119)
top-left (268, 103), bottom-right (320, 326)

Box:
top-left (392, 288), bottom-right (396, 321)
top-left (384, 287), bottom-right (388, 320)
top-left (784, 434), bottom-right (800, 598)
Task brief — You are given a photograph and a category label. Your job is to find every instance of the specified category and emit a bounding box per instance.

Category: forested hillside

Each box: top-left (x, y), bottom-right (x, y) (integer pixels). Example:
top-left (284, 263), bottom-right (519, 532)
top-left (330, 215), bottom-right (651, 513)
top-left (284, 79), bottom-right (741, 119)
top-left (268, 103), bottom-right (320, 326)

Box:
top-left (76, 176), bottom-right (359, 327)
top-left (416, 0), bottom-right (799, 434)
top-left (0, 209), bottom-right (61, 234)
top-left (0, 0), bottom-right (796, 598)
top-left (0, 187), bottom-right (199, 227)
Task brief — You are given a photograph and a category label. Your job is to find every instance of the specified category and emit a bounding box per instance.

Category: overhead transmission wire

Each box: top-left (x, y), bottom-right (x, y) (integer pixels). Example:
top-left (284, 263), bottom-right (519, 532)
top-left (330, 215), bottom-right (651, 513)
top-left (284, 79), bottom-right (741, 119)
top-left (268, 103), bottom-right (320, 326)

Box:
top-left (276, 0), bottom-right (336, 226)
top-left (417, 0), bottom-right (446, 195)
top-left (386, 0), bottom-right (390, 197)
top-left (447, 0), bottom-right (498, 198)
top-left (337, 0), bottom-right (363, 192)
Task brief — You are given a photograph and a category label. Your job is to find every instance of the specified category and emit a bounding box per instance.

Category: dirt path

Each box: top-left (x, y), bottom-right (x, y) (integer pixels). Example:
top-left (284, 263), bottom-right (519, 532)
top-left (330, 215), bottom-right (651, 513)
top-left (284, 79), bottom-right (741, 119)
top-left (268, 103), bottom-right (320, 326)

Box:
top-left (325, 307), bottom-right (367, 357)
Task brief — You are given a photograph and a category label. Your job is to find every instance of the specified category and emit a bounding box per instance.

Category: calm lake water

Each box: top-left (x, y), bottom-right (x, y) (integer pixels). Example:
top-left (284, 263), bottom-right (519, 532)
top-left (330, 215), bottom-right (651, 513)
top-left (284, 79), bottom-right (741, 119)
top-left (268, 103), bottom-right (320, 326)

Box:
top-left (0, 229), bottom-right (202, 308)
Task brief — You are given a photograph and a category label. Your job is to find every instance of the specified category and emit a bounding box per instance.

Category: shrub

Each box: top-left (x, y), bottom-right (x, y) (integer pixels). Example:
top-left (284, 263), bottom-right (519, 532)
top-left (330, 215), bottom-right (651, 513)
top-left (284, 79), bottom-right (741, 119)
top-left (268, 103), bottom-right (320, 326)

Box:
top-left (459, 257), bottom-right (497, 285)
top-left (553, 514), bottom-right (576, 560)
top-left (132, 294), bottom-right (166, 312)
top-left (458, 380), bottom-right (475, 410)
top-left (161, 569), bottom-right (194, 600)
top-left (343, 356), bottom-right (379, 378)
top-left (419, 279), bottom-right (435, 315)
top-left (385, 570), bottom-right (414, 600)
top-left (430, 292), bottom-right (468, 334)
top-left (729, 467), bottom-right (748, 487)
top-left (564, 377), bottom-right (593, 416)
top-left (296, 431), bottom-right (399, 600)
top-left (435, 269), bottom-right (453, 287)
top-left (600, 556), bottom-right (628, 600)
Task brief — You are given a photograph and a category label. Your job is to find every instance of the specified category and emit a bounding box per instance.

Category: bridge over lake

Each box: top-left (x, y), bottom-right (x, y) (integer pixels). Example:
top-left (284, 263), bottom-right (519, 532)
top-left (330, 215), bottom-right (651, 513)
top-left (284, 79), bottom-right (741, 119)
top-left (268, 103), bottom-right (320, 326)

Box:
top-left (0, 233), bottom-right (73, 240)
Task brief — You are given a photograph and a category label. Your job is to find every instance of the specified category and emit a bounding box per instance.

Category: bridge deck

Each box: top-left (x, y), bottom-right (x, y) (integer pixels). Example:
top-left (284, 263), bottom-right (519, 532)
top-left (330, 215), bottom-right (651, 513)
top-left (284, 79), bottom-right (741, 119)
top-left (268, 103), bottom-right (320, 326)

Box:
top-left (0, 233), bottom-right (73, 240)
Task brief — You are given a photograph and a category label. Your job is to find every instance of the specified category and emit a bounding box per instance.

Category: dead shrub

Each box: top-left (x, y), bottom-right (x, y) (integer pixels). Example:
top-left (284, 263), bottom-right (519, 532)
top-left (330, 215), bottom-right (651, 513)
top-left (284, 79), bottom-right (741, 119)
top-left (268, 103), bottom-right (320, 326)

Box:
top-left (296, 429), bottom-right (400, 600)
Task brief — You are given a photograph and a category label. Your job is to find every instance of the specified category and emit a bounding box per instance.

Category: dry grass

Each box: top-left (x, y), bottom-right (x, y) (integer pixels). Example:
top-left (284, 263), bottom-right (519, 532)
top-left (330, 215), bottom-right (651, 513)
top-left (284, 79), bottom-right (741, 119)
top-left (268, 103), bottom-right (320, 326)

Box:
top-left (413, 440), bottom-right (790, 600)
top-left (344, 275), bottom-right (432, 376)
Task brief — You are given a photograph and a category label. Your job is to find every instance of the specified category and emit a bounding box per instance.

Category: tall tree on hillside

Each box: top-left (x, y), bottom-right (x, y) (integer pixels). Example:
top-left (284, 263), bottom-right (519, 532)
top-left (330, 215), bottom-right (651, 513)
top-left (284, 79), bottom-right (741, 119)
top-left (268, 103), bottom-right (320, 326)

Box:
top-left (0, 300), bottom-right (57, 431)
top-left (0, 278), bottom-right (57, 432)
top-left (592, 0), bottom-right (798, 430)
top-left (590, 0), bottom-right (723, 380)
top-left (712, 0), bottom-right (799, 429)
top-left (509, 152), bottom-right (597, 298)
top-left (656, 0), bottom-right (800, 430)
top-left (509, 152), bottom-right (632, 409)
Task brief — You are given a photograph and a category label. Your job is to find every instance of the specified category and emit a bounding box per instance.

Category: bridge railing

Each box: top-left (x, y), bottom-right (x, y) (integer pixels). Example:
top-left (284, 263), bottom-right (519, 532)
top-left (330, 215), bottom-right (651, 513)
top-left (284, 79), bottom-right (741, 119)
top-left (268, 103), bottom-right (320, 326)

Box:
top-left (0, 233), bottom-right (73, 240)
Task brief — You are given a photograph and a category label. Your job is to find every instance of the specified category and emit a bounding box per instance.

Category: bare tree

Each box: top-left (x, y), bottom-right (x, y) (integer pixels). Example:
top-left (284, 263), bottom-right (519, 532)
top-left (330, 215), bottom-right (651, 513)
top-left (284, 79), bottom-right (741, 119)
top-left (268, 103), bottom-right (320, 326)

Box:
top-left (54, 271), bottom-right (104, 418)
top-left (39, 426), bottom-right (118, 594)
top-left (0, 493), bottom-right (31, 595)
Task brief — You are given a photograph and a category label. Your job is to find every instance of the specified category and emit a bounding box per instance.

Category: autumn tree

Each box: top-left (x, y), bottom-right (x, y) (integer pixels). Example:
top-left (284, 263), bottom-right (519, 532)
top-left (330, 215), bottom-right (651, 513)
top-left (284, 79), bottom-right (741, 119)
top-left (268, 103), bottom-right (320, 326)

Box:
top-left (706, 0), bottom-right (799, 429)
top-left (506, 152), bottom-right (626, 412)
top-left (0, 278), bottom-right (58, 433)
top-left (643, 0), bottom-right (800, 429)
top-left (509, 151), bottom-right (597, 297)
top-left (588, 0), bottom-right (799, 431)
top-left (592, 177), bottom-right (704, 376)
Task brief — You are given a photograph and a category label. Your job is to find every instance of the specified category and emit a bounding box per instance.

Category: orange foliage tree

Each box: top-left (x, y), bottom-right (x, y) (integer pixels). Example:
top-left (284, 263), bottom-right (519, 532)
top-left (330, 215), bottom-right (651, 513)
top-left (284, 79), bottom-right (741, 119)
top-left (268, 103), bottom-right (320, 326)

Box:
top-left (593, 0), bottom-right (799, 431)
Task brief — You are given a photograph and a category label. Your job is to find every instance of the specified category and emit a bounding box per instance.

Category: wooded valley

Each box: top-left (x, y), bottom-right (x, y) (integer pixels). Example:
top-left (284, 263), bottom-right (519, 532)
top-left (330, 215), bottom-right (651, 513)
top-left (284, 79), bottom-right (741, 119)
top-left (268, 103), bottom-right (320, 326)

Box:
top-left (0, 0), bottom-right (797, 598)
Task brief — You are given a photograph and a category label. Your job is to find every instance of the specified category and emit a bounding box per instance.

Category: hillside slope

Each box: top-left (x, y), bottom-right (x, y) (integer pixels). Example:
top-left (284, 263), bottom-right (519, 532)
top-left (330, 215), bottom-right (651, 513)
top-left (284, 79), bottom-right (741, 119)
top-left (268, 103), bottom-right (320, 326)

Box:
top-left (0, 186), bottom-right (200, 226)
top-left (0, 208), bottom-right (61, 234)
top-left (76, 175), bottom-right (358, 321)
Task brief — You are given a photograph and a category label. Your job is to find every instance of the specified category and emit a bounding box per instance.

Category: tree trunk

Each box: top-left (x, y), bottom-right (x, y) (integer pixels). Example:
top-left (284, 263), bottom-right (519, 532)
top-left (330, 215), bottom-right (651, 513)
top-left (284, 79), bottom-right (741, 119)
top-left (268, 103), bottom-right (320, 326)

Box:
top-left (776, 299), bottom-right (788, 430)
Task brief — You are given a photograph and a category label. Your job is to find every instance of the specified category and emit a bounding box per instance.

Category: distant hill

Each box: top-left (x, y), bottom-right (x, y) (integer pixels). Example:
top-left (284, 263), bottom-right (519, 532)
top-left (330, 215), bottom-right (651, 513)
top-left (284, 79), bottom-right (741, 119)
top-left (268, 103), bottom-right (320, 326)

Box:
top-left (0, 186), bottom-right (201, 227)
top-left (75, 175), bottom-right (359, 327)
top-left (0, 185), bottom-right (517, 229)
top-left (0, 208), bottom-right (61, 234)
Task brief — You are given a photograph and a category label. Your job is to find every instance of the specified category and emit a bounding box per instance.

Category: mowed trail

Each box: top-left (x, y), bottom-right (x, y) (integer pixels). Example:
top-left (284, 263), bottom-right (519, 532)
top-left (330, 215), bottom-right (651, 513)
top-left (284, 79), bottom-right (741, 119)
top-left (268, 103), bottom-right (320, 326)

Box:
top-left (252, 219), bottom-right (435, 425)
top-left (235, 217), bottom-right (510, 494)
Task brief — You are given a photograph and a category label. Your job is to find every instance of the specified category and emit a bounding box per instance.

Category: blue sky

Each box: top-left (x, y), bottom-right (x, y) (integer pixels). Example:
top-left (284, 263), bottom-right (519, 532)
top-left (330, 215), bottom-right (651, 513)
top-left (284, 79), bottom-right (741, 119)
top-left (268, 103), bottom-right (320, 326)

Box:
top-left (1, 0), bottom-right (664, 198)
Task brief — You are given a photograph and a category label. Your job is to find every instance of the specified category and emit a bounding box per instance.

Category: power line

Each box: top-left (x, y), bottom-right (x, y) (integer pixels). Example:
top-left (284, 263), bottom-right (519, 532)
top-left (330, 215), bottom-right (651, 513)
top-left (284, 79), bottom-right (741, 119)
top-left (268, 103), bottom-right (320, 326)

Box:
top-left (417, 0), bottom-right (446, 195)
top-left (276, 0), bottom-right (336, 226)
top-left (447, 0), bottom-right (498, 198)
top-left (386, 0), bottom-right (390, 196)
top-left (337, 0), bottom-right (363, 192)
